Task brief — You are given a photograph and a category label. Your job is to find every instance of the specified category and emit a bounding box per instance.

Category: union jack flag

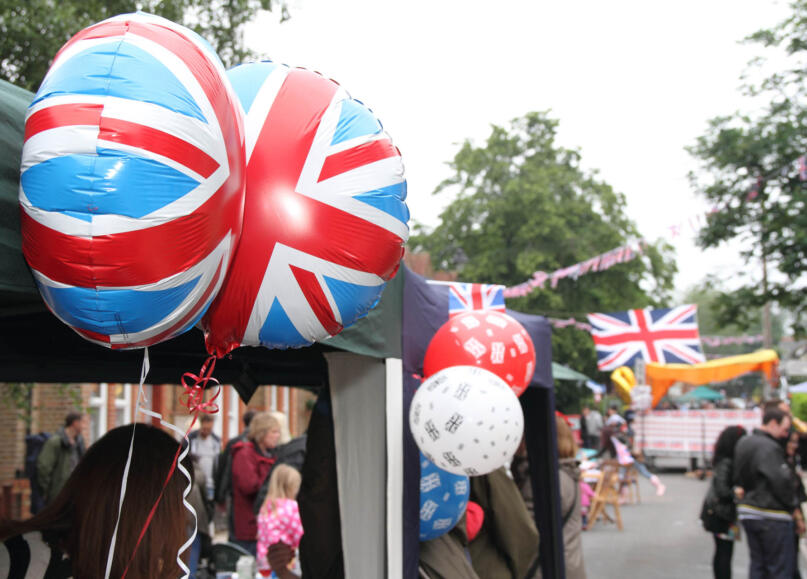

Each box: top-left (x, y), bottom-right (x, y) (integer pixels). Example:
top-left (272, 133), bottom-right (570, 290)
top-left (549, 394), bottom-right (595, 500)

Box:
top-left (427, 281), bottom-right (505, 318)
top-left (202, 62), bottom-right (408, 354)
top-left (20, 13), bottom-right (244, 349)
top-left (586, 305), bottom-right (705, 371)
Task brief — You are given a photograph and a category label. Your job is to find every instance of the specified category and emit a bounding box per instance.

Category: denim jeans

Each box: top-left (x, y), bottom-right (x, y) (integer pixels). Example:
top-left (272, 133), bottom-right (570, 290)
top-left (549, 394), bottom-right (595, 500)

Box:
top-left (741, 517), bottom-right (795, 579)
top-left (188, 533), bottom-right (202, 579)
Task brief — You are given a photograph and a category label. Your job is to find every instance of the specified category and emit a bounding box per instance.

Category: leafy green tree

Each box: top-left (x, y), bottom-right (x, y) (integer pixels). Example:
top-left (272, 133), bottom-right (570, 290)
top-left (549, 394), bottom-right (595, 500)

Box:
top-left (687, 2), bottom-right (807, 336)
top-left (683, 282), bottom-right (786, 351)
top-left (0, 0), bottom-right (288, 92)
top-left (410, 111), bottom-right (678, 393)
top-left (682, 283), bottom-right (785, 399)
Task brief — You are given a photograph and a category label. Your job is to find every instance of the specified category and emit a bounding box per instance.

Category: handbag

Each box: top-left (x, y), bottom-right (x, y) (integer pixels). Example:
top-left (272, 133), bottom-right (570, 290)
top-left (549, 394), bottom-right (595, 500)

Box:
top-left (699, 485), bottom-right (731, 534)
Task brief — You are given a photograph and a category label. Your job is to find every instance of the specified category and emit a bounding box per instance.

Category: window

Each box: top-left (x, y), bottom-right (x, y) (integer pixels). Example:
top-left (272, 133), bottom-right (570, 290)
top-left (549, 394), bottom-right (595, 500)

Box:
top-left (113, 384), bottom-right (132, 427)
top-left (88, 383), bottom-right (108, 444)
top-left (228, 387), bottom-right (240, 439)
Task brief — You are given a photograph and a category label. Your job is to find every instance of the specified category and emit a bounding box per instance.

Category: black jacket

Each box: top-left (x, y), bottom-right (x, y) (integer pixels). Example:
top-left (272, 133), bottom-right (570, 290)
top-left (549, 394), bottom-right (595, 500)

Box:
top-left (733, 429), bottom-right (797, 513)
top-left (712, 457), bottom-right (737, 523)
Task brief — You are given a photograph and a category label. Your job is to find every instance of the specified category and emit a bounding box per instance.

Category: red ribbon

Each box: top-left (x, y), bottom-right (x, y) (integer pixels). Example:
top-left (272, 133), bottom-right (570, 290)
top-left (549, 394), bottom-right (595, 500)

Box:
top-left (180, 355), bottom-right (221, 415)
top-left (120, 356), bottom-right (221, 579)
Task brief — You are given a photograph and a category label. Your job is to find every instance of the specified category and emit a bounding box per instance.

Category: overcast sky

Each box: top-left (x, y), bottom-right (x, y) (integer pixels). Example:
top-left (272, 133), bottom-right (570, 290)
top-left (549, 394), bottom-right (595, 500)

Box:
top-left (245, 0), bottom-right (790, 297)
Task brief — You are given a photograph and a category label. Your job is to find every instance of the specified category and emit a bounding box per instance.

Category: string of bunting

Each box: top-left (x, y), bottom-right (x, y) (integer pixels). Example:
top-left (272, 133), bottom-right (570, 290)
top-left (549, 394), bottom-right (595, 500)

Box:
top-left (701, 334), bottom-right (764, 347)
top-left (504, 156), bottom-right (807, 301)
top-left (547, 317), bottom-right (593, 331)
top-left (503, 241), bottom-right (647, 298)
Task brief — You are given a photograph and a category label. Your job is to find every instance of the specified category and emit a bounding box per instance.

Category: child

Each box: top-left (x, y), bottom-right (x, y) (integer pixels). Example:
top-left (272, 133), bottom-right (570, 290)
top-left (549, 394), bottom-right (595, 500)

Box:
top-left (256, 464), bottom-right (304, 576)
top-left (579, 479), bottom-right (596, 528)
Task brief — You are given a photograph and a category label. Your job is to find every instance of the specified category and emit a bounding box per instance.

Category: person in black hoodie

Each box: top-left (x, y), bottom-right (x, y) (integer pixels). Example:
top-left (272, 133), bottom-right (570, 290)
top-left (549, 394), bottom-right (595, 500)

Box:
top-left (733, 406), bottom-right (798, 578)
top-left (701, 425), bottom-right (746, 579)
top-left (785, 430), bottom-right (806, 579)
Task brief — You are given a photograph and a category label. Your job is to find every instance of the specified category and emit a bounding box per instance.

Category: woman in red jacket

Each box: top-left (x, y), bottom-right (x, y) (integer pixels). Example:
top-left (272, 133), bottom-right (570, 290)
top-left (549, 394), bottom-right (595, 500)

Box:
top-left (231, 412), bottom-right (281, 555)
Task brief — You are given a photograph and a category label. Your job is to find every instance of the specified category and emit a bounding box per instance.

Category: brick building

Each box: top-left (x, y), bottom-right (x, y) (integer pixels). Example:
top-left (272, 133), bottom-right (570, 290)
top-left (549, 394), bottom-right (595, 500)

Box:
top-left (0, 382), bottom-right (314, 519)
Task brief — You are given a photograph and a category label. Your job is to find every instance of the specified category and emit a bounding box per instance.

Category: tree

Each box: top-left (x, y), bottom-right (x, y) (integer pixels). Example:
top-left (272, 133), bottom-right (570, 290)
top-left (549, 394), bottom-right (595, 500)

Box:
top-left (409, 111), bottom-right (677, 390)
top-left (0, 0), bottom-right (288, 92)
top-left (687, 2), bottom-right (807, 337)
top-left (682, 283), bottom-right (785, 400)
top-left (683, 282), bottom-right (786, 352)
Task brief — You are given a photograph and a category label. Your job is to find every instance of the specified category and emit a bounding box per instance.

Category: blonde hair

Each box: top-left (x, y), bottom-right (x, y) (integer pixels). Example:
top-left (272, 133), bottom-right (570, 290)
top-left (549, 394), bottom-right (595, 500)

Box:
top-left (269, 410), bottom-right (292, 445)
top-left (556, 414), bottom-right (579, 459)
top-left (248, 412), bottom-right (281, 443)
top-left (262, 464), bottom-right (302, 514)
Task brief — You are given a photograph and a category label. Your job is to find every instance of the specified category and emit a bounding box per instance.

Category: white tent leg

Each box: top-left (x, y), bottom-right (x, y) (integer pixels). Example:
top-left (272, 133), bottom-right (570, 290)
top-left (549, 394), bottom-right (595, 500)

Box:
top-left (327, 352), bottom-right (388, 578)
top-left (386, 357), bottom-right (403, 579)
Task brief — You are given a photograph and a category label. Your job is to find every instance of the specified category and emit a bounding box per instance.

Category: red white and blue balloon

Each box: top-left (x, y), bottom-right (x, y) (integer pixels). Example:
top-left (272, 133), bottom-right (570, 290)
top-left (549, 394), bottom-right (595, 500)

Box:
top-left (419, 452), bottom-right (469, 541)
top-left (19, 12), bottom-right (245, 349)
top-left (202, 61), bottom-right (409, 356)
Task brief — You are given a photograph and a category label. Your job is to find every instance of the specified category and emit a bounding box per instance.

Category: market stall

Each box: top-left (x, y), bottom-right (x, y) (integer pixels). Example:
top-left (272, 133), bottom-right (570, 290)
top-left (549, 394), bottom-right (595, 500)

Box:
top-left (0, 79), bottom-right (562, 578)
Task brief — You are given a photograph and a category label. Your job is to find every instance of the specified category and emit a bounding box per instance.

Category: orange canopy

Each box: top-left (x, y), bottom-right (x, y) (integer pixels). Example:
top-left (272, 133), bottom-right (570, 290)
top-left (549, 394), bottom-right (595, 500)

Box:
top-left (646, 349), bottom-right (779, 408)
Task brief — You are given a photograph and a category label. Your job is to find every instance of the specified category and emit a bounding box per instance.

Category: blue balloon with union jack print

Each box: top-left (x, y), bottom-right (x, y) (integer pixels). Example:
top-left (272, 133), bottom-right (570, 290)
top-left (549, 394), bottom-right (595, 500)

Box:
top-left (419, 452), bottom-right (469, 541)
top-left (19, 12), bottom-right (246, 350)
top-left (201, 61), bottom-right (409, 355)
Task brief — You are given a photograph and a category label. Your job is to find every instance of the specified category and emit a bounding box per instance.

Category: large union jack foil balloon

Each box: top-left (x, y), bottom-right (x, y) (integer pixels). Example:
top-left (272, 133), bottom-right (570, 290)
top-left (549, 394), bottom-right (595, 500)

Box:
top-left (202, 61), bottom-right (409, 355)
top-left (19, 13), bottom-right (245, 349)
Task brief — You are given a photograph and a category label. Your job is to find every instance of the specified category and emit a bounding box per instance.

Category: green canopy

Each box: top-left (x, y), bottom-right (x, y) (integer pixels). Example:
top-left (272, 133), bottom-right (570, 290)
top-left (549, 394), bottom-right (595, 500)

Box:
top-left (677, 385), bottom-right (724, 402)
top-left (0, 80), bottom-right (37, 313)
top-left (551, 362), bottom-right (590, 382)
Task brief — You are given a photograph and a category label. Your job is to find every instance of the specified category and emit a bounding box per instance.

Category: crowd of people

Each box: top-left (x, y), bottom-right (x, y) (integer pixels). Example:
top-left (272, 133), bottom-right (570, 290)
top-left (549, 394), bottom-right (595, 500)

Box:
top-left (0, 409), bottom-right (307, 579)
top-left (700, 399), bottom-right (807, 579)
top-left (11, 397), bottom-right (806, 578)
top-left (187, 409), bottom-right (307, 578)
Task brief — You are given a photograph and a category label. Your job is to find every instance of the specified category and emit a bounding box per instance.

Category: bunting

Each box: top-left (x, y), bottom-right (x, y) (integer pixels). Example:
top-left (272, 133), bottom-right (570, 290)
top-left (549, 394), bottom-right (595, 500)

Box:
top-left (503, 241), bottom-right (645, 298)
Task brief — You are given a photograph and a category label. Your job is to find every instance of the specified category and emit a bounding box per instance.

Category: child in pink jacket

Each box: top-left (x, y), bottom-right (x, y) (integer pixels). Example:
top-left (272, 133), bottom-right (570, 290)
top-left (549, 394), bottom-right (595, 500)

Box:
top-left (256, 464), bottom-right (303, 576)
top-left (579, 479), bottom-right (596, 528)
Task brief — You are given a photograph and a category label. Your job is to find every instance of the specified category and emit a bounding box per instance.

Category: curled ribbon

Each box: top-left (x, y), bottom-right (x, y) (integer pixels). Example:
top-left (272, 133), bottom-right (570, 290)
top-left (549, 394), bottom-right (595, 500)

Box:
top-left (179, 355), bottom-right (221, 416)
top-left (117, 354), bottom-right (222, 579)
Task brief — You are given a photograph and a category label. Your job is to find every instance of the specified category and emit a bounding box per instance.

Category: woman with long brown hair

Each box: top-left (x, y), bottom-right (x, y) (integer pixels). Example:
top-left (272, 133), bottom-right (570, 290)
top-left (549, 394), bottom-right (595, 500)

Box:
top-left (556, 413), bottom-right (587, 579)
top-left (0, 424), bottom-right (191, 578)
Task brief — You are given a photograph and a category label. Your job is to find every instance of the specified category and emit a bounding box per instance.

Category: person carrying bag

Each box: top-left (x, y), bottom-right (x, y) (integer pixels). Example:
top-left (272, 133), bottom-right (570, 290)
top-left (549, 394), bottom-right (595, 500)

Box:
top-left (700, 425), bottom-right (746, 579)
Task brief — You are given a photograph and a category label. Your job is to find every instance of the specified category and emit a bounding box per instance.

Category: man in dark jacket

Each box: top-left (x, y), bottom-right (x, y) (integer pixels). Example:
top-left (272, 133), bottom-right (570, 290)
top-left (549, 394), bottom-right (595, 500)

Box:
top-left (734, 406), bottom-right (797, 578)
top-left (214, 409), bottom-right (256, 505)
top-left (36, 412), bottom-right (87, 504)
top-left (213, 409), bottom-right (255, 542)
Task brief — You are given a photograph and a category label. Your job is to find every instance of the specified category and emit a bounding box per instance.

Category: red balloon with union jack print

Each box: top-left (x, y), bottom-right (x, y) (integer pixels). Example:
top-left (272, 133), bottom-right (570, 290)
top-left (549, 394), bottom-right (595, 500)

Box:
top-left (423, 310), bottom-right (536, 396)
top-left (19, 13), bottom-right (245, 349)
top-left (201, 62), bottom-right (409, 355)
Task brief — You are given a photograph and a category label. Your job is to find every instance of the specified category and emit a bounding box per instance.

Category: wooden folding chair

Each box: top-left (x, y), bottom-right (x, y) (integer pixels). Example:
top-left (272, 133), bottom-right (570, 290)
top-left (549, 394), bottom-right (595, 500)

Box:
top-left (585, 461), bottom-right (623, 531)
top-left (619, 463), bottom-right (641, 504)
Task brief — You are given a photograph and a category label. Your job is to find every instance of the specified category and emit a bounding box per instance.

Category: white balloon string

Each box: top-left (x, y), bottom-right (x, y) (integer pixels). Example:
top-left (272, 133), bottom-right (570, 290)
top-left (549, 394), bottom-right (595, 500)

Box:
top-left (104, 347), bottom-right (150, 579)
top-left (119, 355), bottom-right (220, 579)
top-left (136, 406), bottom-right (196, 579)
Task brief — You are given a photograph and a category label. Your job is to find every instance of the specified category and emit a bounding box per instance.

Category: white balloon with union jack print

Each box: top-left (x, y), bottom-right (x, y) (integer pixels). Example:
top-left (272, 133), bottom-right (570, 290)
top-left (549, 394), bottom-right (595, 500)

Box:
top-left (19, 12), bottom-right (245, 350)
top-left (410, 365), bottom-right (524, 477)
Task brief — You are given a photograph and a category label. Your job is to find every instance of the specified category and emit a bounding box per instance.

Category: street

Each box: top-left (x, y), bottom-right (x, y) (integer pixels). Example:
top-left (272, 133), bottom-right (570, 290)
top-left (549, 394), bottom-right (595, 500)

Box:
top-left (581, 470), bottom-right (761, 578)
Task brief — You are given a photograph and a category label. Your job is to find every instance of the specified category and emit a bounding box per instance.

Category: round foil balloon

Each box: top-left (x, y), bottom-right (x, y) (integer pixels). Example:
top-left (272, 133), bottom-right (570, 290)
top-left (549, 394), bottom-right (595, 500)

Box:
top-left (419, 452), bottom-right (469, 541)
top-left (202, 61), bottom-right (409, 355)
top-left (410, 365), bottom-right (524, 476)
top-left (423, 310), bottom-right (536, 396)
top-left (19, 12), bottom-right (245, 349)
